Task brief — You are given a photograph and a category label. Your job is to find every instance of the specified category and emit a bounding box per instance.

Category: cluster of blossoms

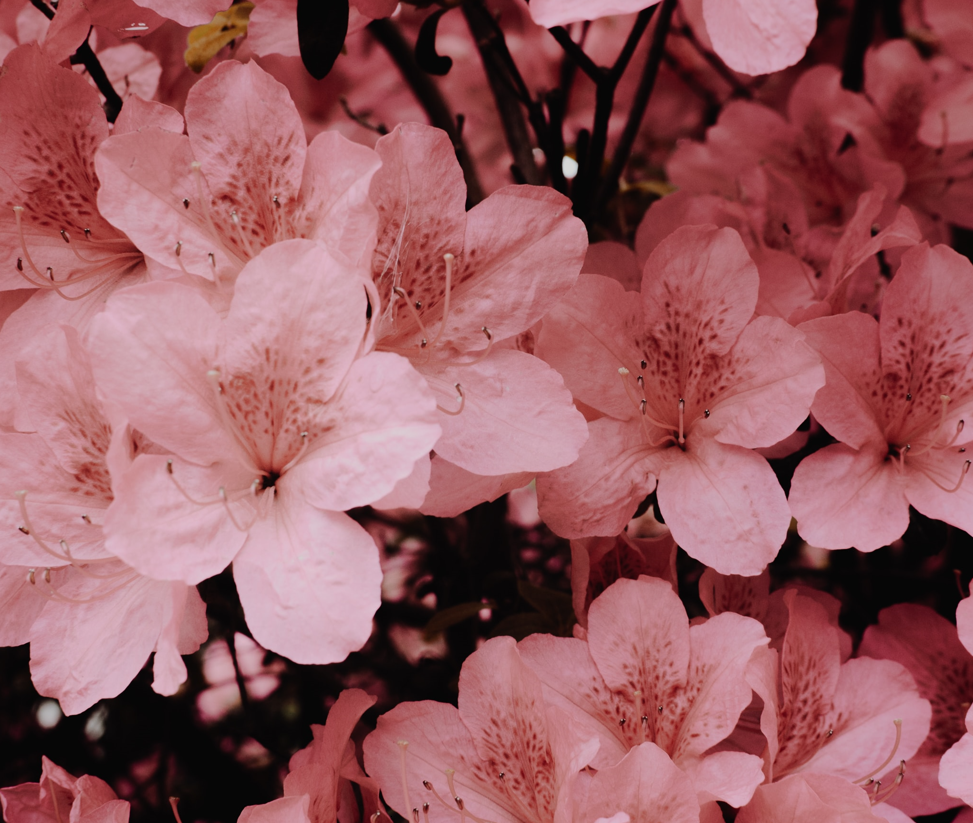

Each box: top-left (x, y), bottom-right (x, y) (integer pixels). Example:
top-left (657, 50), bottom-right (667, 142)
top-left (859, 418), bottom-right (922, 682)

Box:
top-left (2, 0), bottom-right (973, 821)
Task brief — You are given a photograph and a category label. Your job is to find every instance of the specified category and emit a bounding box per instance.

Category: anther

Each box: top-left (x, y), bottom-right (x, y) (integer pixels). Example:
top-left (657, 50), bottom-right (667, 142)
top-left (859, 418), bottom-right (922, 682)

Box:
top-left (371, 814), bottom-right (382, 823)
top-left (619, 367), bottom-right (630, 376)
top-left (273, 195), bottom-right (281, 207)
top-left (415, 301), bottom-right (422, 310)
top-left (637, 375), bottom-right (644, 388)
top-left (27, 568), bottom-right (35, 585)
top-left (704, 409), bottom-right (710, 417)
top-left (455, 798), bottom-right (464, 811)
top-left (60, 229), bottom-right (69, 243)
top-left (619, 718), bottom-right (626, 726)
top-left (498, 773), bottom-right (504, 780)
top-left (438, 384), bottom-right (465, 416)
top-left (826, 729), bottom-right (834, 737)
top-left (413, 810), bottom-right (420, 823)
top-left (16, 257), bottom-right (22, 271)
top-left (81, 514), bottom-right (91, 524)
top-left (208, 252), bottom-right (216, 268)
top-left (423, 781), bottom-right (433, 790)
top-left (182, 198), bottom-right (190, 208)
top-left (657, 705), bottom-right (663, 713)
top-left (18, 525), bottom-right (29, 535)
top-left (175, 241), bottom-right (183, 257)
top-left (83, 228), bottom-right (91, 238)
top-left (640, 359), bottom-right (647, 370)
top-left (640, 399), bottom-right (646, 415)
top-left (906, 393), bottom-right (912, 401)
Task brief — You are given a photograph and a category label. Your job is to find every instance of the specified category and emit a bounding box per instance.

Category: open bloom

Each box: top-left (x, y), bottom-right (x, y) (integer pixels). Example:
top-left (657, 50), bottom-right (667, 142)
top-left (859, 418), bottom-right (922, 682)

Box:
top-left (366, 123), bottom-right (588, 496)
top-left (789, 243), bottom-right (973, 550)
top-left (520, 576), bottom-right (770, 807)
top-left (937, 595), bottom-right (973, 808)
top-left (536, 225), bottom-right (824, 574)
top-left (0, 757), bottom-right (129, 823)
top-left (87, 239), bottom-right (440, 664)
top-left (364, 636), bottom-right (601, 823)
top-left (0, 324), bottom-right (206, 714)
top-left (858, 603), bottom-right (973, 815)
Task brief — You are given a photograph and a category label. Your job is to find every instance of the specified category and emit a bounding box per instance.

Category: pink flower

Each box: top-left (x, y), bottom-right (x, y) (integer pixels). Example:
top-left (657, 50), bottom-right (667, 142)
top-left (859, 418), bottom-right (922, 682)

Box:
top-left (0, 324), bottom-right (206, 714)
top-left (284, 689), bottom-right (382, 823)
top-left (858, 603), bottom-right (973, 815)
top-left (735, 773), bottom-right (895, 823)
top-left (363, 636), bottom-right (599, 823)
top-left (367, 123), bottom-right (589, 486)
top-left (519, 575), bottom-right (770, 807)
top-left (87, 240), bottom-right (440, 664)
top-left (938, 596), bottom-right (973, 807)
top-left (526, 0), bottom-right (815, 76)
top-left (789, 243), bottom-right (973, 551)
top-left (94, 59), bottom-right (381, 285)
top-left (0, 758), bottom-right (129, 823)
top-left (536, 225), bottom-right (824, 575)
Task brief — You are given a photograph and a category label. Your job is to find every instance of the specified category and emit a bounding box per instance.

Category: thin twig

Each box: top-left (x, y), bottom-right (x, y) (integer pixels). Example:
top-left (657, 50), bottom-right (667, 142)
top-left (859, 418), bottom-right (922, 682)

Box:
top-left (595, 0), bottom-right (678, 214)
top-left (462, 0), bottom-right (542, 185)
top-left (842, 0), bottom-right (875, 91)
top-left (368, 18), bottom-right (486, 205)
top-left (573, 6), bottom-right (657, 221)
top-left (547, 26), bottom-right (602, 82)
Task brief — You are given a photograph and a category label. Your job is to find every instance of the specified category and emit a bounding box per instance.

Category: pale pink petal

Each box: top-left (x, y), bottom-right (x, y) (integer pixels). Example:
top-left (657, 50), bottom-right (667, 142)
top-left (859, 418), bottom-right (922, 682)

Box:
top-left (185, 61), bottom-right (306, 255)
top-left (535, 273), bottom-right (642, 422)
top-left (527, 0), bottom-right (659, 28)
top-left (152, 583), bottom-right (207, 696)
top-left (772, 592), bottom-right (841, 778)
top-left (536, 416), bottom-right (657, 539)
top-left (128, 0), bottom-right (225, 26)
top-left (587, 577), bottom-right (691, 736)
top-left (701, 0), bottom-right (816, 76)
top-left (221, 240), bottom-right (368, 415)
top-left (641, 226), bottom-right (758, 363)
top-left (668, 614), bottom-right (770, 762)
top-left (923, 0), bottom-right (973, 66)
top-left (103, 454), bottom-right (250, 584)
top-left (903, 449), bottom-right (973, 537)
top-left (518, 633), bottom-right (630, 769)
top-left (800, 659), bottom-right (930, 782)
top-left (736, 773), bottom-right (886, 823)
top-left (445, 185), bottom-right (585, 350)
top-left (0, 433), bottom-right (112, 566)
top-left (94, 128), bottom-right (233, 277)
top-left (248, 0), bottom-right (299, 57)
top-left (285, 689), bottom-right (377, 822)
top-left (300, 131), bottom-right (380, 267)
top-left (705, 315), bottom-right (824, 450)
top-left (97, 43), bottom-right (162, 104)
top-left (420, 457), bottom-right (532, 518)
top-left (39, 0), bottom-right (90, 64)
top-left (238, 796), bottom-right (311, 823)
top-left (798, 313), bottom-right (886, 450)
top-left (364, 699), bottom-right (525, 823)
top-left (425, 348), bottom-right (588, 474)
top-left (372, 456), bottom-right (431, 510)
top-left (113, 95), bottom-right (184, 136)
top-left (0, 563), bottom-right (49, 646)
top-left (683, 750), bottom-right (766, 807)
top-left (458, 637), bottom-right (564, 822)
top-left (656, 438), bottom-right (789, 576)
top-left (919, 76), bottom-right (973, 147)
top-left (285, 351), bottom-right (439, 511)
top-left (582, 241), bottom-right (641, 292)
top-left (86, 281), bottom-right (232, 464)
top-left (871, 803), bottom-right (914, 823)
top-left (698, 569), bottom-right (770, 621)
top-left (579, 742), bottom-right (700, 823)
top-left (29, 564), bottom-right (173, 715)
top-left (789, 443), bottom-right (910, 552)
top-left (233, 499), bottom-right (382, 664)
top-left (941, 722), bottom-right (973, 806)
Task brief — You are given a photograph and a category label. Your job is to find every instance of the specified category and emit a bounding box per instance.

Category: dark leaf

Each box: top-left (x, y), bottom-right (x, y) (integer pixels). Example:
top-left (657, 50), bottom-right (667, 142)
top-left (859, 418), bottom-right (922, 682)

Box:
top-left (423, 600), bottom-right (494, 640)
top-left (415, 8), bottom-right (453, 76)
top-left (297, 0), bottom-right (349, 80)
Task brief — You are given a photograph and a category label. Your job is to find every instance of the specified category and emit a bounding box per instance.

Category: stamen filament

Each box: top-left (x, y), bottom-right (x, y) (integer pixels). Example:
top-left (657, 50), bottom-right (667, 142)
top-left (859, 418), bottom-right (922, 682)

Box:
top-left (15, 491), bottom-right (72, 563)
top-left (230, 210), bottom-right (256, 258)
top-left (426, 253), bottom-right (454, 351)
top-left (437, 383), bottom-right (465, 416)
top-left (279, 432), bottom-right (310, 474)
top-left (678, 398), bottom-right (686, 445)
top-left (219, 487), bottom-right (256, 532)
top-left (855, 719), bottom-right (902, 784)
top-left (393, 287), bottom-right (430, 348)
top-left (397, 741), bottom-right (412, 818)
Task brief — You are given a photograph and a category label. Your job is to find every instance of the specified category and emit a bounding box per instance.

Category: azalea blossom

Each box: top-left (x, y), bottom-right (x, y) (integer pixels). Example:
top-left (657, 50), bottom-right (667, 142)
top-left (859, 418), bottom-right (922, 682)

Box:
top-left (789, 243), bottom-right (973, 551)
top-left (86, 239), bottom-right (440, 664)
top-left (858, 603), bottom-right (973, 815)
top-left (0, 757), bottom-right (129, 823)
top-left (367, 123), bottom-right (588, 496)
top-left (937, 595), bottom-right (973, 807)
top-left (363, 635), bottom-right (602, 823)
top-left (0, 324), bottom-right (206, 714)
top-left (536, 224), bottom-right (824, 574)
top-left (519, 575), bottom-right (769, 807)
